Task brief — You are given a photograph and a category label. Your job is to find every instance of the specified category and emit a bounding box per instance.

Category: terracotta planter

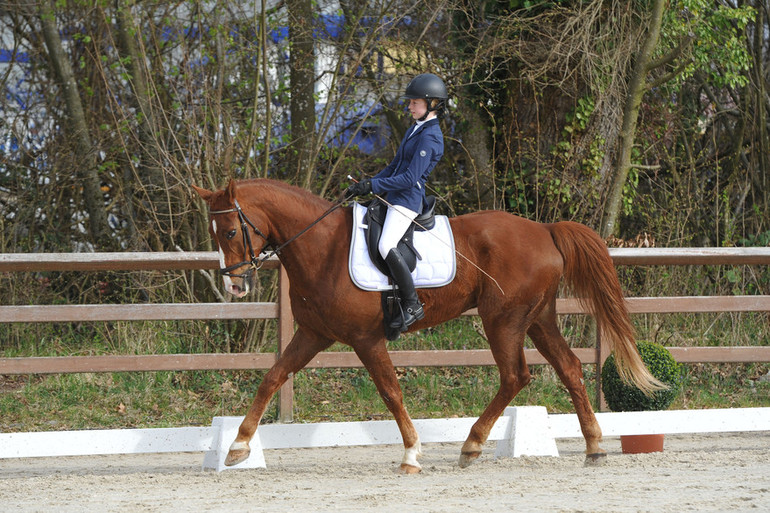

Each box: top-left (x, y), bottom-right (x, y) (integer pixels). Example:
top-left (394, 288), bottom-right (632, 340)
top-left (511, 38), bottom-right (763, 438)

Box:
top-left (620, 434), bottom-right (665, 454)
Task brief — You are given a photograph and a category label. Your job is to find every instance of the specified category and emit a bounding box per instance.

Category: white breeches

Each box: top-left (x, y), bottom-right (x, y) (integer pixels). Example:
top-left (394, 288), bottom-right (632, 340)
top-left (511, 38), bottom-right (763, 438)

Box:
top-left (378, 204), bottom-right (419, 260)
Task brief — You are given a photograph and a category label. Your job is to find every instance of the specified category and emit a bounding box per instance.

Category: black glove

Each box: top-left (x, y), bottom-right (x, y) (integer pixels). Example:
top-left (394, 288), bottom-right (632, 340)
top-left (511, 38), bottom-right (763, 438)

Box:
top-left (346, 178), bottom-right (372, 198)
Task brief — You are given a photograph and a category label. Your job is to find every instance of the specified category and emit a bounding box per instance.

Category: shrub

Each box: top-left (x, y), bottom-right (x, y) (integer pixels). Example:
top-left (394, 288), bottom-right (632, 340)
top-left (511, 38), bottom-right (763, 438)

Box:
top-left (602, 341), bottom-right (682, 411)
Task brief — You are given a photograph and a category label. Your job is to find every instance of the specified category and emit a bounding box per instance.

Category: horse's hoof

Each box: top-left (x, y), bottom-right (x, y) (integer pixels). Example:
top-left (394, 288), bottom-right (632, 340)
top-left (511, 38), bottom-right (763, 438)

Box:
top-left (584, 452), bottom-right (607, 466)
top-left (399, 463), bottom-right (422, 474)
top-left (458, 451), bottom-right (481, 468)
top-left (225, 447), bottom-right (251, 466)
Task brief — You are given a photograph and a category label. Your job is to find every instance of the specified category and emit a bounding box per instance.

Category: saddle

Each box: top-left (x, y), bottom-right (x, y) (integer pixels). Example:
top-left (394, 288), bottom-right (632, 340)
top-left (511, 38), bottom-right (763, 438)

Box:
top-left (362, 196), bottom-right (437, 277)
top-left (352, 195), bottom-right (451, 341)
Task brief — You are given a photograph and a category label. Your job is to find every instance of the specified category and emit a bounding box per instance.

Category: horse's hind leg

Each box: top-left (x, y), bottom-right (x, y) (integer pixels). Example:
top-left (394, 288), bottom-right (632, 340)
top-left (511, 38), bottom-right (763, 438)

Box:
top-left (527, 308), bottom-right (606, 464)
top-left (354, 340), bottom-right (422, 474)
top-left (226, 327), bottom-right (333, 466)
top-left (459, 315), bottom-right (531, 468)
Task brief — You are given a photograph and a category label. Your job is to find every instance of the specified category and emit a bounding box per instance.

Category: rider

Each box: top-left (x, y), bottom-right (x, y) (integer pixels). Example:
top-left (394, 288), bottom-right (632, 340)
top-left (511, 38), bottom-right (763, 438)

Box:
top-left (347, 73), bottom-right (447, 330)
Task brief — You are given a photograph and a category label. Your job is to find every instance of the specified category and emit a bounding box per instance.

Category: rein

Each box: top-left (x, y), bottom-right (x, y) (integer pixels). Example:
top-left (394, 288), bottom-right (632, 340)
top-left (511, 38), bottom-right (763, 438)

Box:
top-left (210, 197), bottom-right (346, 278)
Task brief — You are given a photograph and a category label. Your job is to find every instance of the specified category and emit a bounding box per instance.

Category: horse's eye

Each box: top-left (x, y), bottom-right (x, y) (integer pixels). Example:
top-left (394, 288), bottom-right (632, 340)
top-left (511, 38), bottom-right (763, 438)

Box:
top-left (225, 229), bottom-right (237, 240)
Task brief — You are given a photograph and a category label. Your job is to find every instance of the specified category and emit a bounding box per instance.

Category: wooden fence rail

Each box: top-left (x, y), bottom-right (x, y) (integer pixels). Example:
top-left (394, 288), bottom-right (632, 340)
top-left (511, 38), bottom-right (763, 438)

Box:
top-left (2, 248), bottom-right (770, 418)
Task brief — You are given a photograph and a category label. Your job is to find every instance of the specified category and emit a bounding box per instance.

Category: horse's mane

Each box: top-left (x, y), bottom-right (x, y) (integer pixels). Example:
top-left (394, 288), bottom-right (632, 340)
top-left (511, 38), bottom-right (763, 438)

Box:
top-left (238, 178), bottom-right (333, 211)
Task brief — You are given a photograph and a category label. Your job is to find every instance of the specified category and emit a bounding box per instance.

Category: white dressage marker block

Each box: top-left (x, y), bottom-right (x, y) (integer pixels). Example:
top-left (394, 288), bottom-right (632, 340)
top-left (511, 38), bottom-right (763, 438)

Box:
top-left (202, 416), bottom-right (266, 472)
top-left (494, 406), bottom-right (559, 458)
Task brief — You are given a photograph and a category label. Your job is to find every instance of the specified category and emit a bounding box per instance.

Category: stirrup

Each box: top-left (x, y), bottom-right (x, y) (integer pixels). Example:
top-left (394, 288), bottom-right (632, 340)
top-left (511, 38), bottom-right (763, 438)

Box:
top-left (389, 300), bottom-right (424, 330)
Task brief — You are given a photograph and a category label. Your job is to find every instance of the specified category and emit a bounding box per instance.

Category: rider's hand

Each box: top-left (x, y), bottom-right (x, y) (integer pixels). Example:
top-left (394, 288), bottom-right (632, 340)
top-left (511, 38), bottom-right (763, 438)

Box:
top-left (346, 178), bottom-right (372, 198)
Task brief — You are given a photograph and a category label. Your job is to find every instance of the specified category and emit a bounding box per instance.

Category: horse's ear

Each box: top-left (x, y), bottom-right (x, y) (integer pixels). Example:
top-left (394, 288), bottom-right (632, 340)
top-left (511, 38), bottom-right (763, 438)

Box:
top-left (225, 179), bottom-right (237, 202)
top-left (191, 184), bottom-right (213, 202)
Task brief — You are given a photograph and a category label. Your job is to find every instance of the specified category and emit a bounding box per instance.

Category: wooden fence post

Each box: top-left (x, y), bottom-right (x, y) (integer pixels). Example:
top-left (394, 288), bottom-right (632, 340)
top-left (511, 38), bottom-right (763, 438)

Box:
top-left (595, 320), bottom-right (611, 411)
top-left (277, 265), bottom-right (295, 423)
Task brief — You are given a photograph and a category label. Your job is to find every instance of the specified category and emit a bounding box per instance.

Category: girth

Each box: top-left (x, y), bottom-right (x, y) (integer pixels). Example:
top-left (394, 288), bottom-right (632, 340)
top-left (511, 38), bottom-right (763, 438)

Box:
top-left (362, 196), bottom-right (437, 278)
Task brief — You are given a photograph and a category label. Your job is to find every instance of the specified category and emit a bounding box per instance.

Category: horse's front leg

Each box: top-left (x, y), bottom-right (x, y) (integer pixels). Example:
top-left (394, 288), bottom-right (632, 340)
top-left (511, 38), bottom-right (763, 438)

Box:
top-left (226, 328), bottom-right (333, 466)
top-left (354, 340), bottom-right (422, 474)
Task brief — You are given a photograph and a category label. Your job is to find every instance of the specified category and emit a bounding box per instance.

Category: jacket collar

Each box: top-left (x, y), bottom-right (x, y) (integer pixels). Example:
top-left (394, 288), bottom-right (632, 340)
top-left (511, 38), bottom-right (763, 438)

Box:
top-left (407, 116), bottom-right (439, 139)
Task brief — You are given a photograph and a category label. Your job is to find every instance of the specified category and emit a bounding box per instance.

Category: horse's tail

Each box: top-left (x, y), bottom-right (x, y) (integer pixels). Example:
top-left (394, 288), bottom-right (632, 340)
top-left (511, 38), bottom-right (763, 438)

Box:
top-left (547, 221), bottom-right (665, 395)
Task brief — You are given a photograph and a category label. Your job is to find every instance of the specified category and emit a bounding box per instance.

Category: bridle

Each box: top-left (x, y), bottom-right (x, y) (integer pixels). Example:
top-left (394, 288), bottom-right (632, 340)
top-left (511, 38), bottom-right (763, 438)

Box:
top-left (209, 196), bottom-right (347, 280)
top-left (210, 199), bottom-right (274, 280)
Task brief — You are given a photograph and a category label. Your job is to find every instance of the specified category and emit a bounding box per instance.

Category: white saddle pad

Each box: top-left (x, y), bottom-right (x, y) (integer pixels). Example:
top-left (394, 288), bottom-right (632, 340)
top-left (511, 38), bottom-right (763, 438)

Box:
top-left (348, 203), bottom-right (456, 292)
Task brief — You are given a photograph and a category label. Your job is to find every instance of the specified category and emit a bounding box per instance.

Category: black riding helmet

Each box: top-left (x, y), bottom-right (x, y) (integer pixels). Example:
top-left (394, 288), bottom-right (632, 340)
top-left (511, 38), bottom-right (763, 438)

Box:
top-left (403, 73), bottom-right (447, 120)
top-left (404, 73), bottom-right (448, 100)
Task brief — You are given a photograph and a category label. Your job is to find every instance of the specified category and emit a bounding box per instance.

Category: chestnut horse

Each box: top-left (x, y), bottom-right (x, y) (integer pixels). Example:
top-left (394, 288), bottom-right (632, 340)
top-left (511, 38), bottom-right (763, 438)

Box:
top-left (193, 178), bottom-right (660, 473)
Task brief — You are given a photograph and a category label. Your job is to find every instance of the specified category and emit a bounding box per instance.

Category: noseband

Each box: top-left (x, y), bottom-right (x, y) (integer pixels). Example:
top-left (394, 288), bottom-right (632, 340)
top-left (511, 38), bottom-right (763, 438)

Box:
top-left (210, 199), bottom-right (274, 279)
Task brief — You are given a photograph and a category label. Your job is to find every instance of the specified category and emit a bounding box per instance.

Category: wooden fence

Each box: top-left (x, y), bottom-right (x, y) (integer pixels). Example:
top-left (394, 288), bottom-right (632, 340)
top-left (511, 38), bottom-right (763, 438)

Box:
top-left (1, 248), bottom-right (770, 419)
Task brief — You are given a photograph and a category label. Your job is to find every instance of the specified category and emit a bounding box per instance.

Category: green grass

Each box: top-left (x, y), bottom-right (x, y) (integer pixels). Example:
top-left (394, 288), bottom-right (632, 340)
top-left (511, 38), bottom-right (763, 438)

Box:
top-left (678, 362), bottom-right (770, 409)
top-left (0, 371), bottom-right (257, 431)
top-left (3, 361), bottom-right (769, 432)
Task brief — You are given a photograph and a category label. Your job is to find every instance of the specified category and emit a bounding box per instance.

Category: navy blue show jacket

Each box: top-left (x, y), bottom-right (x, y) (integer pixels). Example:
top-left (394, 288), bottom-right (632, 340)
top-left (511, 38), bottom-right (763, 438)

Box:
top-left (370, 117), bottom-right (443, 213)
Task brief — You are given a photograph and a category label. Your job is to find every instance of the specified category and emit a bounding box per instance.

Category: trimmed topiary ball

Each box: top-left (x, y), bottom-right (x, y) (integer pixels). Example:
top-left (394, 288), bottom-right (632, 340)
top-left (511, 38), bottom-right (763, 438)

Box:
top-left (602, 341), bottom-right (683, 412)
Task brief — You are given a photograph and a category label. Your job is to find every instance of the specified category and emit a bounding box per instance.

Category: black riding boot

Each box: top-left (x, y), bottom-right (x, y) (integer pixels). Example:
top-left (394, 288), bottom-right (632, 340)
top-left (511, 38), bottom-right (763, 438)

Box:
top-left (384, 248), bottom-right (424, 330)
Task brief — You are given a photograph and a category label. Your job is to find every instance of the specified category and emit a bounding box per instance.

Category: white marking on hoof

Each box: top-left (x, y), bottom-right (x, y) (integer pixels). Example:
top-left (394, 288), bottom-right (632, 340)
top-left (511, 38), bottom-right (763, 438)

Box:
top-left (401, 441), bottom-right (422, 469)
top-left (229, 440), bottom-right (250, 452)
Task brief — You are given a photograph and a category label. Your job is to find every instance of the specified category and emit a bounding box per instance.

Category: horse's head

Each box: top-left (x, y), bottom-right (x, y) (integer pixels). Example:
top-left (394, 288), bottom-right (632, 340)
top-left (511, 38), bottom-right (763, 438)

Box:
top-left (192, 180), bottom-right (270, 298)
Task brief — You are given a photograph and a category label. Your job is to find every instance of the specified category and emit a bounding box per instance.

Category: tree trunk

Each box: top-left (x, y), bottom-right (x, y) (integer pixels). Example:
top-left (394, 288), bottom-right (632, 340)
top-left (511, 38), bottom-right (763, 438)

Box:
top-left (114, 0), bottom-right (164, 250)
top-left (752, 1), bottom-right (768, 214)
top-left (39, 1), bottom-right (111, 247)
top-left (599, 0), bottom-right (665, 238)
top-left (457, 99), bottom-right (495, 210)
top-left (287, 0), bottom-right (316, 189)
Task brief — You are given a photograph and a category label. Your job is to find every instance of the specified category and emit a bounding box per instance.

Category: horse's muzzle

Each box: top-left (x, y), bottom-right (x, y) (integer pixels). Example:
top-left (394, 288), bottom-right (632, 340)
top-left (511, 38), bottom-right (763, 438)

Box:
top-left (221, 265), bottom-right (257, 297)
